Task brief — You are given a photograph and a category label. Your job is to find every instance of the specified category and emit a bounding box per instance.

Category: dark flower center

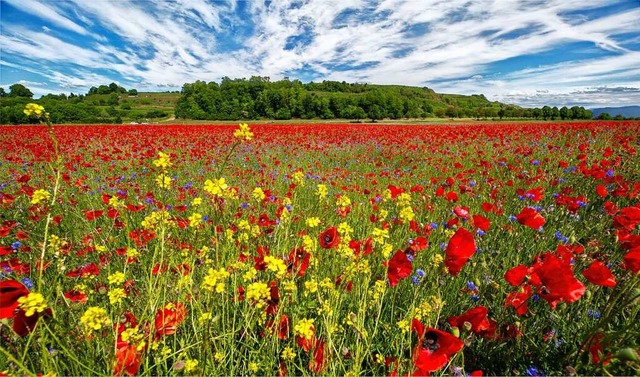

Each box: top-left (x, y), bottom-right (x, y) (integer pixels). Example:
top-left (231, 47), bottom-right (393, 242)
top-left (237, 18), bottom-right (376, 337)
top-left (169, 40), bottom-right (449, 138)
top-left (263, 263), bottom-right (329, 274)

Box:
top-left (324, 235), bottom-right (333, 243)
top-left (422, 331), bottom-right (440, 352)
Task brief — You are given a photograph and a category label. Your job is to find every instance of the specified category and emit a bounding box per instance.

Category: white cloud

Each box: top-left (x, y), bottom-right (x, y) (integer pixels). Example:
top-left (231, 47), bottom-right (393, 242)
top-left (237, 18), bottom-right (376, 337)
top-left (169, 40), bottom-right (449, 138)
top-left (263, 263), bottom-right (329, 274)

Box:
top-left (0, 0), bottom-right (638, 107)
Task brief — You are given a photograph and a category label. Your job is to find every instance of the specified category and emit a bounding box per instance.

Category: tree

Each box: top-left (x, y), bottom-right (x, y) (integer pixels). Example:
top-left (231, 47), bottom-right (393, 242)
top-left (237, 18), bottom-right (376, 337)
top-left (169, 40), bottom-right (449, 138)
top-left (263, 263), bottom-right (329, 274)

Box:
top-left (9, 83), bottom-right (33, 98)
top-left (559, 106), bottom-right (569, 120)
top-left (128, 89), bottom-right (138, 96)
top-left (0, 87), bottom-right (5, 97)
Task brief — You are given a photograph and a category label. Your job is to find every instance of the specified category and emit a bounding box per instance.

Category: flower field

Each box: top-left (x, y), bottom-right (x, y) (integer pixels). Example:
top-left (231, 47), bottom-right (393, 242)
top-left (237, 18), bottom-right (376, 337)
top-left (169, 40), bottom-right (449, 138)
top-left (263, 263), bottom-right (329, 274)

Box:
top-left (1, 119), bottom-right (639, 376)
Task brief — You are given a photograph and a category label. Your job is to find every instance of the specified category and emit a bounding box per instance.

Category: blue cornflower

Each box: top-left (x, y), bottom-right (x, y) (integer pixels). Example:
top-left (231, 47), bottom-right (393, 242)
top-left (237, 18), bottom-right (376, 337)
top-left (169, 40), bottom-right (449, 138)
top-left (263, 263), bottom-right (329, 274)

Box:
top-left (21, 277), bottom-right (34, 290)
top-left (412, 276), bottom-right (420, 285)
top-left (525, 366), bottom-right (544, 376)
top-left (416, 269), bottom-right (425, 278)
top-left (11, 241), bottom-right (21, 250)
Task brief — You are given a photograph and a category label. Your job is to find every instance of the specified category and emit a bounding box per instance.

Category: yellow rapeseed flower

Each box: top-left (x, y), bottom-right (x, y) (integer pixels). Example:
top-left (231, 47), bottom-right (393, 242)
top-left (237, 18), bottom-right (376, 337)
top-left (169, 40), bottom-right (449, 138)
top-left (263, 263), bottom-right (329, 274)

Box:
top-left (204, 178), bottom-right (228, 196)
top-left (233, 123), bottom-right (253, 141)
top-left (107, 272), bottom-right (125, 285)
top-left (188, 212), bottom-right (203, 228)
top-left (80, 306), bottom-right (111, 331)
top-left (252, 187), bottom-right (265, 201)
top-left (24, 103), bottom-right (45, 117)
top-left (306, 217), bottom-right (321, 228)
top-left (31, 189), bottom-right (50, 205)
top-left (108, 288), bottom-right (127, 304)
top-left (17, 292), bottom-right (47, 317)
top-left (294, 318), bottom-right (315, 340)
top-left (152, 151), bottom-right (172, 170)
top-left (246, 281), bottom-right (270, 303)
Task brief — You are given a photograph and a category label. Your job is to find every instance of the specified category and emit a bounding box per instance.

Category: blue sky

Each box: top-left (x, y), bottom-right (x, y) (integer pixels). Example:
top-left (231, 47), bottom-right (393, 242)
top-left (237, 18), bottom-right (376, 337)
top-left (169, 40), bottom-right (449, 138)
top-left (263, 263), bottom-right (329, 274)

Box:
top-left (1, 0), bottom-right (638, 108)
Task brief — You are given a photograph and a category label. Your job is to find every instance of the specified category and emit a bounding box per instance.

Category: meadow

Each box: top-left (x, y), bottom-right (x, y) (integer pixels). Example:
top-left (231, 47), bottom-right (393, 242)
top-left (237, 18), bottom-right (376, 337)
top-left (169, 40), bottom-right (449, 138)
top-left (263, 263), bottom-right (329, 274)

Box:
top-left (0, 113), bottom-right (639, 376)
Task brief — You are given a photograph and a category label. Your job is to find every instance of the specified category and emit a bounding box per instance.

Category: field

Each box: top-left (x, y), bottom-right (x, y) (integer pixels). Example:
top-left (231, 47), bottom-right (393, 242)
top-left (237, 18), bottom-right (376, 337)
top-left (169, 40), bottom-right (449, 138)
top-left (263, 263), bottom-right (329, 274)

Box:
top-left (1, 119), bottom-right (639, 376)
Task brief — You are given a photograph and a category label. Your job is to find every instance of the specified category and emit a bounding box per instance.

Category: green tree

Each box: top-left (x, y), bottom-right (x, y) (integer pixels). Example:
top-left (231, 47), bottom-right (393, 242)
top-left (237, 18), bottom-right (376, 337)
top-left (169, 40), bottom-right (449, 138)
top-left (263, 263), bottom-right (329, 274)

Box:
top-left (9, 83), bottom-right (33, 98)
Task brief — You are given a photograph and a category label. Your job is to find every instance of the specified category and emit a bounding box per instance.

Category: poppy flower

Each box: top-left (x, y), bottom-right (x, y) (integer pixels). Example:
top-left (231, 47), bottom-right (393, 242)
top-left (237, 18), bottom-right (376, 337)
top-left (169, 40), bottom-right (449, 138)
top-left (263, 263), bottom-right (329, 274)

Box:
top-left (505, 285), bottom-right (533, 316)
top-left (447, 306), bottom-right (495, 337)
top-left (155, 302), bottom-right (187, 337)
top-left (516, 207), bottom-right (545, 230)
top-left (287, 248), bottom-right (310, 276)
top-left (532, 254), bottom-right (585, 308)
top-left (319, 227), bottom-right (340, 249)
top-left (82, 209), bottom-right (104, 221)
top-left (114, 343), bottom-right (141, 376)
top-left (504, 264), bottom-right (529, 286)
top-left (12, 307), bottom-right (52, 337)
top-left (0, 279), bottom-right (29, 318)
top-left (453, 206), bottom-right (469, 219)
top-left (622, 246), bottom-right (640, 274)
top-left (472, 214), bottom-right (491, 232)
top-left (411, 320), bottom-right (464, 374)
top-left (444, 228), bottom-right (476, 276)
top-left (582, 261), bottom-right (616, 287)
top-left (386, 249), bottom-right (412, 287)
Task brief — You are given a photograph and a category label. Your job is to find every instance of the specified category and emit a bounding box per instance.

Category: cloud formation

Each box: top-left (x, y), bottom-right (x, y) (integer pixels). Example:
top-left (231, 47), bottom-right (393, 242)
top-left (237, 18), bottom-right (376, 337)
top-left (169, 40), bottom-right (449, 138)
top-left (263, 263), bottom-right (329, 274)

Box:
top-left (0, 0), bottom-right (638, 108)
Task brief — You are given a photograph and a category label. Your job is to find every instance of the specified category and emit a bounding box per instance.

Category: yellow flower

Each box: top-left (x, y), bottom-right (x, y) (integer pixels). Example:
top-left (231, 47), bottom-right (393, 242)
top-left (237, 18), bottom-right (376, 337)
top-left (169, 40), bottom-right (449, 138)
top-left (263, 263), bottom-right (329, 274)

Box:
top-left (264, 256), bottom-right (287, 278)
top-left (202, 267), bottom-right (230, 292)
top-left (233, 123), bottom-right (254, 141)
top-left (24, 103), bottom-right (45, 117)
top-left (155, 174), bottom-right (172, 189)
top-left (199, 312), bottom-right (212, 323)
top-left (248, 362), bottom-right (259, 373)
top-left (107, 272), bottom-right (125, 285)
top-left (184, 359), bottom-right (199, 373)
top-left (252, 187), bottom-right (265, 201)
top-left (204, 178), bottom-right (228, 196)
top-left (336, 195), bottom-right (351, 208)
top-left (188, 212), bottom-right (203, 228)
top-left (306, 217), bottom-right (321, 228)
top-left (31, 189), bottom-right (50, 205)
top-left (153, 151), bottom-right (172, 170)
top-left (17, 292), bottom-right (47, 317)
top-left (372, 228), bottom-right (389, 244)
top-left (80, 306), bottom-right (111, 331)
top-left (316, 184), bottom-right (328, 199)
top-left (126, 247), bottom-right (139, 258)
top-left (399, 206), bottom-right (415, 221)
top-left (397, 319), bottom-right (410, 334)
top-left (282, 346), bottom-right (296, 361)
top-left (108, 288), bottom-right (127, 304)
top-left (191, 197), bottom-right (202, 206)
top-left (294, 318), bottom-right (315, 340)
top-left (304, 280), bottom-right (318, 295)
top-left (292, 171), bottom-right (305, 185)
top-left (246, 282), bottom-right (270, 303)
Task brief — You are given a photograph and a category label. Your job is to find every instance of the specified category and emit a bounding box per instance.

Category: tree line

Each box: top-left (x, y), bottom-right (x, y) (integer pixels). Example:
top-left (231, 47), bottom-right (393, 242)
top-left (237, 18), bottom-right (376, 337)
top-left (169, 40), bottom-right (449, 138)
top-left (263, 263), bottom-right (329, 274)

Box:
top-left (175, 77), bottom-right (597, 121)
top-left (0, 83), bottom-right (167, 124)
top-left (1, 80), bottom-right (634, 124)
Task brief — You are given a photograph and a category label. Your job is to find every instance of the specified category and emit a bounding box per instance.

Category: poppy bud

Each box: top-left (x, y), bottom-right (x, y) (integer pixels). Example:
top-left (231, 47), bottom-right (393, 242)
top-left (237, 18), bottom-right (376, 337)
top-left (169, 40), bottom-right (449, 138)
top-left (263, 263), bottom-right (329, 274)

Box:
top-left (463, 321), bottom-right (473, 332)
top-left (451, 327), bottom-right (460, 338)
top-left (615, 348), bottom-right (639, 362)
top-left (585, 290), bottom-right (592, 299)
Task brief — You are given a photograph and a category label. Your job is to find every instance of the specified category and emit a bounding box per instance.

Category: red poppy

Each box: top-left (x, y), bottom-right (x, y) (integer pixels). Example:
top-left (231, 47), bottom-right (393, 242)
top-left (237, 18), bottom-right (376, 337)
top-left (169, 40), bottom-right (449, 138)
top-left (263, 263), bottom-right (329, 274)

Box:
top-left (114, 343), bottom-right (141, 376)
top-left (82, 209), bottom-right (104, 221)
top-left (453, 206), bottom-right (469, 219)
top-left (408, 236), bottom-right (428, 253)
top-left (472, 214), bottom-right (491, 232)
top-left (622, 246), bottom-right (640, 274)
top-left (516, 207), bottom-right (545, 230)
top-left (64, 290), bottom-right (88, 304)
top-left (385, 249), bottom-right (412, 287)
top-left (319, 227), bottom-right (340, 249)
top-left (444, 228), bottom-right (476, 276)
top-left (595, 185), bottom-right (608, 198)
top-left (447, 306), bottom-right (496, 337)
top-left (287, 248), bottom-right (310, 276)
top-left (504, 264), bottom-right (529, 286)
top-left (582, 261), bottom-right (616, 287)
top-left (532, 254), bottom-right (585, 309)
top-left (154, 302), bottom-right (187, 337)
top-left (309, 339), bottom-right (327, 374)
top-left (505, 285), bottom-right (533, 316)
top-left (411, 320), bottom-right (464, 374)
top-left (12, 307), bottom-right (52, 337)
top-left (0, 279), bottom-right (29, 318)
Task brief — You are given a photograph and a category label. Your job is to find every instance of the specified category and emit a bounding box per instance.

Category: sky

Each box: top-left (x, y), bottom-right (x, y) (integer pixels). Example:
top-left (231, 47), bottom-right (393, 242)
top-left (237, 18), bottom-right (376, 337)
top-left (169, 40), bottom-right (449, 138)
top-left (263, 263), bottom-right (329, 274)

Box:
top-left (1, 0), bottom-right (639, 109)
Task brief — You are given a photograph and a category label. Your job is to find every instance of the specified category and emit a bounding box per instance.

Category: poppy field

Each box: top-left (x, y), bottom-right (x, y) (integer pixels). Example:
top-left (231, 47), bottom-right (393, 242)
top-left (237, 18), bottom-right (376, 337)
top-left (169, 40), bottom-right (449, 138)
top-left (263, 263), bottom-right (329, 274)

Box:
top-left (1, 115), bottom-right (639, 376)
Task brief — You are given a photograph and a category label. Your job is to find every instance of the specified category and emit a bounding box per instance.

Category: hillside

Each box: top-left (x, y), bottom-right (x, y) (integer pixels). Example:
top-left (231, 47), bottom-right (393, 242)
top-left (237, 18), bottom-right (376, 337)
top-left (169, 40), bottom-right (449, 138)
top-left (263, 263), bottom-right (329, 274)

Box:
top-left (591, 106), bottom-right (640, 118)
top-left (2, 79), bottom-right (595, 124)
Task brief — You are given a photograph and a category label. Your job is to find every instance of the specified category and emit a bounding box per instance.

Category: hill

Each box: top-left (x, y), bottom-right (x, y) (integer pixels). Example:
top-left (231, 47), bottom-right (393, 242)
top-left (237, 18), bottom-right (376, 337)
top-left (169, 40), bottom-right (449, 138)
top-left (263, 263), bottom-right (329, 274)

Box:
top-left (591, 106), bottom-right (640, 118)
